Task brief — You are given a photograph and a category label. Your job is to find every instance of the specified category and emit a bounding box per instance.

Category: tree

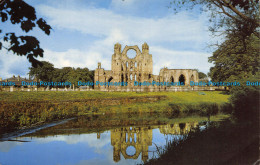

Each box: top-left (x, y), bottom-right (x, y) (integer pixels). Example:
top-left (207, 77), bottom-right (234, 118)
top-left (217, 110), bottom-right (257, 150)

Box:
top-left (54, 67), bottom-right (74, 82)
top-left (66, 67), bottom-right (94, 87)
top-left (0, 0), bottom-right (51, 67)
top-left (28, 61), bottom-right (55, 81)
top-left (208, 34), bottom-right (260, 82)
top-left (169, 0), bottom-right (259, 50)
top-left (198, 72), bottom-right (207, 79)
top-left (229, 73), bottom-right (260, 122)
top-left (28, 61), bottom-right (95, 87)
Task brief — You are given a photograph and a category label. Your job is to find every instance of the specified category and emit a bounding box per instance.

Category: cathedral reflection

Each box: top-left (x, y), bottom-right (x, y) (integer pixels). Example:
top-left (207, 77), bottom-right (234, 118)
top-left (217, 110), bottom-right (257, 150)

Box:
top-left (97, 122), bottom-right (199, 163)
top-left (20, 116), bottom-right (200, 163)
top-left (111, 126), bottom-right (152, 162)
top-left (159, 122), bottom-right (198, 135)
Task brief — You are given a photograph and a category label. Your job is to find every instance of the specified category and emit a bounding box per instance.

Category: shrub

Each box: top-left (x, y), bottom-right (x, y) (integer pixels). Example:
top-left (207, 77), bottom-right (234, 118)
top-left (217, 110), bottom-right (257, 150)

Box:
top-left (183, 104), bottom-right (200, 115)
top-left (168, 103), bottom-right (181, 116)
top-left (219, 103), bottom-right (233, 114)
top-left (229, 74), bottom-right (260, 122)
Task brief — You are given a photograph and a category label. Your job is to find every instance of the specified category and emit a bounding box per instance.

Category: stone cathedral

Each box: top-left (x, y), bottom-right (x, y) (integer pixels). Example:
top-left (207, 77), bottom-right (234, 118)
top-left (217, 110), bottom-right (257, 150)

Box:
top-left (94, 42), bottom-right (199, 91)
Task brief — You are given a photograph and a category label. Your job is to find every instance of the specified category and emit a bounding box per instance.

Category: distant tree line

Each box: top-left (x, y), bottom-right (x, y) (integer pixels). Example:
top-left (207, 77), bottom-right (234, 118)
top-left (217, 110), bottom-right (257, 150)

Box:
top-left (28, 61), bottom-right (94, 87)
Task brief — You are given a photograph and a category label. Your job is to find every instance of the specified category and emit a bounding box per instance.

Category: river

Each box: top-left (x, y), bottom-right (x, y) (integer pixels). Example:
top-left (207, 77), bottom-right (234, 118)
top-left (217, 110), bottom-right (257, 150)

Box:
top-left (0, 114), bottom-right (218, 165)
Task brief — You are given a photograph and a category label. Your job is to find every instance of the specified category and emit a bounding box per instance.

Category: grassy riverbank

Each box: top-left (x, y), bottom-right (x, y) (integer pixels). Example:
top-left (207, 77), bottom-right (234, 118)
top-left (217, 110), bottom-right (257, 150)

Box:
top-left (0, 91), bottom-right (230, 134)
top-left (144, 119), bottom-right (259, 165)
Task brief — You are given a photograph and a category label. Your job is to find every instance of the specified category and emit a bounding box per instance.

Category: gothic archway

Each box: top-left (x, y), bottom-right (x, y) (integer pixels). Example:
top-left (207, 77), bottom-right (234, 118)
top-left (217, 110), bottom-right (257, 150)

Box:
top-left (170, 76), bottom-right (174, 83)
top-left (179, 74), bottom-right (185, 85)
top-left (121, 74), bottom-right (124, 84)
top-left (108, 77), bottom-right (113, 87)
top-left (190, 74), bottom-right (194, 82)
top-left (122, 45), bottom-right (142, 56)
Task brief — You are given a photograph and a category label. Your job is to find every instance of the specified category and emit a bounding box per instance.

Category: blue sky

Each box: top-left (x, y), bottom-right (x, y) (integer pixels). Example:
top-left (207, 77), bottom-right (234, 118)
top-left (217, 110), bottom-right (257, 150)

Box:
top-left (0, 0), bottom-right (219, 79)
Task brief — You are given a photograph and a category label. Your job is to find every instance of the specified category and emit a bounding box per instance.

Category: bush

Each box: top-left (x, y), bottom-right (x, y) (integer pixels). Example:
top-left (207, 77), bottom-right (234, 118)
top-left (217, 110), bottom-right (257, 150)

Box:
top-left (229, 75), bottom-right (260, 122)
top-left (220, 103), bottom-right (233, 114)
top-left (183, 105), bottom-right (200, 115)
top-left (168, 103), bottom-right (181, 116)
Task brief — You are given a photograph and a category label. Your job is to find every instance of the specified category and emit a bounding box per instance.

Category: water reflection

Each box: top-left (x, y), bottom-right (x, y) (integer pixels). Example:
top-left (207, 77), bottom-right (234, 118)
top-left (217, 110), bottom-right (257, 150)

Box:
top-left (159, 123), bottom-right (198, 135)
top-left (110, 122), bottom-right (199, 163)
top-left (0, 115), bottom-right (205, 165)
top-left (111, 126), bottom-right (152, 162)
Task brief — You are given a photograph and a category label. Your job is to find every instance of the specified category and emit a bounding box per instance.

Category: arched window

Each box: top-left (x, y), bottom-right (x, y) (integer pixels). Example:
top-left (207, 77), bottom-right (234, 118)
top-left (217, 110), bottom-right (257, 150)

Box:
top-left (127, 49), bottom-right (137, 58)
top-left (170, 76), bottom-right (174, 83)
top-left (121, 74), bottom-right (124, 83)
top-left (130, 74), bottom-right (132, 81)
top-left (179, 74), bottom-right (185, 85)
top-left (108, 77), bottom-right (113, 87)
top-left (179, 123), bottom-right (186, 134)
top-left (190, 75), bottom-right (194, 82)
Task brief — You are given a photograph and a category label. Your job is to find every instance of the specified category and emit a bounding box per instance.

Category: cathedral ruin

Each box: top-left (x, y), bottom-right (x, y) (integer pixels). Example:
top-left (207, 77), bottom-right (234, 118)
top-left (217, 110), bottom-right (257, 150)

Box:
top-left (94, 42), bottom-right (199, 92)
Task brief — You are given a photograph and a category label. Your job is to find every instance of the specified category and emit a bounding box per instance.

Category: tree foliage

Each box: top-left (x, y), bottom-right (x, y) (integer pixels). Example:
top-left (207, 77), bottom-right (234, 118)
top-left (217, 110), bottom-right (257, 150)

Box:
top-left (208, 34), bottom-right (260, 82)
top-left (229, 73), bottom-right (260, 122)
top-left (28, 61), bottom-right (94, 87)
top-left (0, 0), bottom-right (51, 67)
top-left (28, 61), bottom-right (55, 81)
top-left (169, 0), bottom-right (259, 47)
top-left (198, 72), bottom-right (207, 79)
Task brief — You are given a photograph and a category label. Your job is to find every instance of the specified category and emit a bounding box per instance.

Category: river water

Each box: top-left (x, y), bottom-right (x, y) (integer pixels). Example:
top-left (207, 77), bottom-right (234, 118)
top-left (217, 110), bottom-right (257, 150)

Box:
top-left (0, 114), bottom-right (212, 165)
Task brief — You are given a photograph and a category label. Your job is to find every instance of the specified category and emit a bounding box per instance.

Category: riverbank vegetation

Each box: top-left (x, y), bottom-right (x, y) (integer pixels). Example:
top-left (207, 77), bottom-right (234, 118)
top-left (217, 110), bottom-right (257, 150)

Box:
top-left (143, 3), bottom-right (260, 161)
top-left (144, 79), bottom-right (259, 165)
top-left (145, 118), bottom-right (258, 165)
top-left (0, 91), bottom-right (230, 134)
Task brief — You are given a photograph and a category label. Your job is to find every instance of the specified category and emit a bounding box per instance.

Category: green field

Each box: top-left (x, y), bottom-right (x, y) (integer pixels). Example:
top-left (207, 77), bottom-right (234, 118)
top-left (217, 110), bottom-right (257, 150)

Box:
top-left (0, 91), bottom-right (231, 132)
top-left (0, 91), bottom-right (229, 103)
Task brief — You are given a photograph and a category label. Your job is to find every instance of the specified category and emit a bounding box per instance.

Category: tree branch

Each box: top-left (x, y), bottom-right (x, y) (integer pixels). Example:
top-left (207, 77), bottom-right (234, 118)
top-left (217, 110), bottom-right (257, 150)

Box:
top-left (213, 0), bottom-right (241, 22)
top-left (222, 0), bottom-right (260, 26)
top-left (253, 31), bottom-right (260, 39)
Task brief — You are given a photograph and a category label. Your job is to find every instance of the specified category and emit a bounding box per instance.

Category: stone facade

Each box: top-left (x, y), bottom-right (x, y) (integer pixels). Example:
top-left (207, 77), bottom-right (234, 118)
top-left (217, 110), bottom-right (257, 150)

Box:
top-left (95, 42), bottom-right (199, 91)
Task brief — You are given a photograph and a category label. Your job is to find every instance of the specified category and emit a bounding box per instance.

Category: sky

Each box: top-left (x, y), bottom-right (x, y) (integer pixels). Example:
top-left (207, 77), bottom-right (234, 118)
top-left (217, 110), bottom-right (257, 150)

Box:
top-left (0, 0), bottom-right (219, 79)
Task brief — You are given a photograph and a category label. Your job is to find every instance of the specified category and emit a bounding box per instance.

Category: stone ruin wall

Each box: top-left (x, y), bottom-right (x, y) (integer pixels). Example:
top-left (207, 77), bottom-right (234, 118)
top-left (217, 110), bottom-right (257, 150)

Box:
top-left (94, 43), bottom-right (218, 92)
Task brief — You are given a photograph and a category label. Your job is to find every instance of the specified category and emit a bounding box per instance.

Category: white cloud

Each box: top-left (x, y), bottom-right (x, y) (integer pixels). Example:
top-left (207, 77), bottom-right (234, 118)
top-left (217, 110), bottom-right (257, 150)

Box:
top-left (42, 49), bottom-right (109, 70)
top-left (40, 45), bottom-right (212, 75)
top-left (35, 4), bottom-right (212, 74)
top-left (151, 46), bottom-right (213, 74)
top-left (0, 45), bottom-right (31, 79)
top-left (0, 2), bottom-right (215, 79)
top-left (38, 5), bottom-right (210, 43)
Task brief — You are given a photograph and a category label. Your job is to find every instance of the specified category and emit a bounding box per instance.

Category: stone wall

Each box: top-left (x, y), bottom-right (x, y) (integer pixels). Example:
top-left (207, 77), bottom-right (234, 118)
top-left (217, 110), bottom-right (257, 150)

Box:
top-left (94, 42), bottom-right (200, 91)
top-left (0, 85), bottom-right (226, 92)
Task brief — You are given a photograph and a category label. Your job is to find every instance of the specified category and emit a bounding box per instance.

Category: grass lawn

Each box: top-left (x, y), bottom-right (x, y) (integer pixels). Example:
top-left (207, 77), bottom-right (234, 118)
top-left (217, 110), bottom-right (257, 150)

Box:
top-left (96, 91), bottom-right (230, 114)
top-left (0, 91), bottom-right (231, 131)
top-left (0, 91), bottom-right (229, 103)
